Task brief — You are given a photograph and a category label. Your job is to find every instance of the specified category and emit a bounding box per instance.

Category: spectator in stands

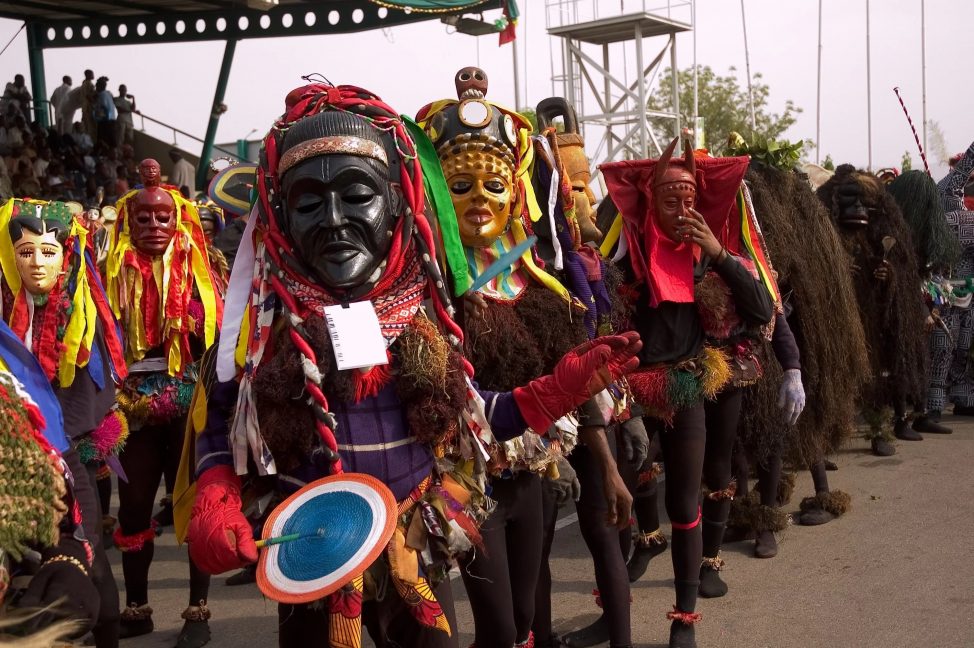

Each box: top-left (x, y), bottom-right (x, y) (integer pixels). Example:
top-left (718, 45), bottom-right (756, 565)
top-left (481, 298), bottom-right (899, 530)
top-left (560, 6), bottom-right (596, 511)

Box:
top-left (5, 144), bottom-right (30, 179)
top-left (72, 121), bottom-right (93, 153)
top-left (33, 146), bottom-right (51, 178)
top-left (50, 75), bottom-right (72, 134)
top-left (12, 159), bottom-right (41, 196)
top-left (1, 74), bottom-right (31, 118)
top-left (120, 143), bottom-right (138, 178)
top-left (81, 69), bottom-right (96, 139)
top-left (115, 164), bottom-right (129, 197)
top-left (0, 156), bottom-right (10, 199)
top-left (21, 131), bottom-right (37, 162)
top-left (44, 160), bottom-right (67, 197)
top-left (6, 115), bottom-right (25, 150)
top-left (114, 84), bottom-right (137, 145)
top-left (167, 148), bottom-right (195, 194)
top-left (93, 77), bottom-right (116, 149)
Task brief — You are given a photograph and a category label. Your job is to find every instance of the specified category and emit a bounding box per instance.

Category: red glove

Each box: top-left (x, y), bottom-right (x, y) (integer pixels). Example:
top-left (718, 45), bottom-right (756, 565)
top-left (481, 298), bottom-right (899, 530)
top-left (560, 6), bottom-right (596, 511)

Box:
top-left (513, 332), bottom-right (642, 433)
top-left (187, 465), bottom-right (258, 575)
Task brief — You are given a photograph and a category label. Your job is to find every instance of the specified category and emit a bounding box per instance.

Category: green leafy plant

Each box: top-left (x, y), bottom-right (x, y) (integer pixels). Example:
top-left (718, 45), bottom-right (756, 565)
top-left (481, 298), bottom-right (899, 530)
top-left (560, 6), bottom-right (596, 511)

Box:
top-left (726, 132), bottom-right (805, 171)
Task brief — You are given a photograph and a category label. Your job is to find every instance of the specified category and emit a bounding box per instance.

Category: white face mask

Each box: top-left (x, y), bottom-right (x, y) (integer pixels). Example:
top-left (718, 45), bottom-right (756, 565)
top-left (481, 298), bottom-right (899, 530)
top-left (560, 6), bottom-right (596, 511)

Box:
top-left (14, 229), bottom-right (63, 296)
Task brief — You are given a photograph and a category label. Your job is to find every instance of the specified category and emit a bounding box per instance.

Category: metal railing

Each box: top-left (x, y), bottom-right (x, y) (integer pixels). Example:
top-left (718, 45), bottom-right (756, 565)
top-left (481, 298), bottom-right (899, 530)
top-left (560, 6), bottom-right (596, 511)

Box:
top-left (545, 0), bottom-right (692, 30)
top-left (136, 111), bottom-right (243, 160)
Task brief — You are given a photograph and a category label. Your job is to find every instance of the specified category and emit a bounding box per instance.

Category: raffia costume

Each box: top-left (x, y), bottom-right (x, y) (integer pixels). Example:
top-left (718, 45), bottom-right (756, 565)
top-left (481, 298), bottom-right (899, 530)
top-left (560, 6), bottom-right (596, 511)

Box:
top-left (816, 165), bottom-right (928, 454)
top-left (183, 82), bottom-right (639, 648)
top-left (730, 161), bottom-right (868, 542)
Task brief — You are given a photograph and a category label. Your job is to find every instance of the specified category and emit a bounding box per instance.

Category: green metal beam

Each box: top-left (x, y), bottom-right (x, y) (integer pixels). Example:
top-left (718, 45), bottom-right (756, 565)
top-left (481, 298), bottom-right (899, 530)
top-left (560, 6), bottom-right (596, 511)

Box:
top-left (17, 0), bottom-right (101, 19)
top-left (27, 0), bottom-right (502, 49)
top-left (26, 23), bottom-right (49, 128)
top-left (196, 38), bottom-right (237, 192)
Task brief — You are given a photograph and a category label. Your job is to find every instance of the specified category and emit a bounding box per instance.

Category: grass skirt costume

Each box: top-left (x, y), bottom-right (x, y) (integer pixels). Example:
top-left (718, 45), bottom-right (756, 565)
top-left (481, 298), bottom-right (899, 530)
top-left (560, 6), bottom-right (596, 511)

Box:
top-left (105, 176), bottom-right (223, 640)
top-left (727, 163), bottom-right (870, 534)
top-left (816, 165), bottom-right (928, 445)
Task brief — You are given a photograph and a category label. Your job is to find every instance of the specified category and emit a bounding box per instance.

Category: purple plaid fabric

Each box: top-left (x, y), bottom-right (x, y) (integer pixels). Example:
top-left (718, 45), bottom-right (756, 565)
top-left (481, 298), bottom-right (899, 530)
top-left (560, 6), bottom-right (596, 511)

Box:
top-left (197, 379), bottom-right (526, 499)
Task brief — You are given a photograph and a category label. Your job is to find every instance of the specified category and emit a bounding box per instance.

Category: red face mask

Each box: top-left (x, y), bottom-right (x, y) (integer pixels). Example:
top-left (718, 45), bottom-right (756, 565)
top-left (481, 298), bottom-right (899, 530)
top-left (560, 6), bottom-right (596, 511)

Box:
top-left (130, 187), bottom-right (176, 256)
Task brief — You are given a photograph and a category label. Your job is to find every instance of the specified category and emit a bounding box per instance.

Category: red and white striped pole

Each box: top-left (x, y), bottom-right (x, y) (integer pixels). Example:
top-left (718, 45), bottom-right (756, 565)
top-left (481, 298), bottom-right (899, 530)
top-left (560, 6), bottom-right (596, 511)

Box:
top-left (893, 86), bottom-right (931, 176)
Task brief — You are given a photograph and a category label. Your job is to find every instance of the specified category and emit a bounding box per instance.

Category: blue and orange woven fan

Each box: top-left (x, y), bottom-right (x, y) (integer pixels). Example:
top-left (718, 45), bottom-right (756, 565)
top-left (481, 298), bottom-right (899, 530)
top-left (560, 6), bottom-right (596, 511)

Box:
top-left (256, 473), bottom-right (397, 604)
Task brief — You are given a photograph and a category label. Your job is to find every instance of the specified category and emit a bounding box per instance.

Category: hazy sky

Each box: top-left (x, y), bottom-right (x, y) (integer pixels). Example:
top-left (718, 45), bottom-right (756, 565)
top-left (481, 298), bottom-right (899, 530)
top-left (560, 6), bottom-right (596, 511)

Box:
top-left (1, 0), bottom-right (971, 177)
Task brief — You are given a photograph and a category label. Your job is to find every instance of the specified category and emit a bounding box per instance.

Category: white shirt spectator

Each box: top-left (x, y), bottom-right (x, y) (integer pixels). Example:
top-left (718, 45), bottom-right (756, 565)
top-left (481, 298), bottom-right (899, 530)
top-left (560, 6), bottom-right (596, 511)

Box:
top-left (169, 156), bottom-right (196, 194)
top-left (33, 157), bottom-right (49, 177)
top-left (50, 80), bottom-right (72, 134)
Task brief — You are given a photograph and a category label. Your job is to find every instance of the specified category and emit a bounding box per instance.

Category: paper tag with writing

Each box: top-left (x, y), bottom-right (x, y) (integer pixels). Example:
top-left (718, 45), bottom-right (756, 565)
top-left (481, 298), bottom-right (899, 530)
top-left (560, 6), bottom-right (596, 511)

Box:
top-left (323, 301), bottom-right (389, 371)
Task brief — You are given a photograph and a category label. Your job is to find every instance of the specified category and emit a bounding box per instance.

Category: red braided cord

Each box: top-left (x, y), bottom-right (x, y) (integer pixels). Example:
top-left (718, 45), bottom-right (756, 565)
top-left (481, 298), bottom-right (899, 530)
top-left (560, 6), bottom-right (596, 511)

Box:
top-left (892, 87), bottom-right (931, 176)
top-left (666, 607), bottom-right (702, 625)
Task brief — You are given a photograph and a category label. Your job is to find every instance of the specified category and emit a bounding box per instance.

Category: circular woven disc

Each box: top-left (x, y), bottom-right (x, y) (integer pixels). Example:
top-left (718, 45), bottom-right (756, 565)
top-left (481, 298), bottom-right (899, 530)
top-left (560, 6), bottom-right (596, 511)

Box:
top-left (257, 473), bottom-right (396, 604)
top-left (207, 163), bottom-right (256, 217)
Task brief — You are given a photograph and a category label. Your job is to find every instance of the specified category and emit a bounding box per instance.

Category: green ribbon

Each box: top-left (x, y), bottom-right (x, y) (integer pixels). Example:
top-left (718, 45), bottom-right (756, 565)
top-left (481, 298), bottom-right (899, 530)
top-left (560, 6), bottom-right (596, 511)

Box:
top-left (402, 115), bottom-right (470, 297)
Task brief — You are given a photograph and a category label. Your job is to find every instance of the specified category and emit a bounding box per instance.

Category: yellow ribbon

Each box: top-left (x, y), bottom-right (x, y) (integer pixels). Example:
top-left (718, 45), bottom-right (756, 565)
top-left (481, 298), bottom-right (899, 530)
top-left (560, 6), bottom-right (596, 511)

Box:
top-left (599, 213), bottom-right (624, 259)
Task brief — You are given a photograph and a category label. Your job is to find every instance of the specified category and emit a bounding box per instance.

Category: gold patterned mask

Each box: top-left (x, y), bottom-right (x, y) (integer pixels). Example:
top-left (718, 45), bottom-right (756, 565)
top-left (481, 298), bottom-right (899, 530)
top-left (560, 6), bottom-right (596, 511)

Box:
top-left (557, 132), bottom-right (603, 243)
top-left (14, 229), bottom-right (63, 296)
top-left (442, 149), bottom-right (514, 248)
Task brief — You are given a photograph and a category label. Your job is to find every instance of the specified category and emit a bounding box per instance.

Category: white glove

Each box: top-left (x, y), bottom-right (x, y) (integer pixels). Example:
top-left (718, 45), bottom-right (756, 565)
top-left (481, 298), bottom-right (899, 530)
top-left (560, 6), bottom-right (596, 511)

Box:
top-left (777, 368), bottom-right (806, 426)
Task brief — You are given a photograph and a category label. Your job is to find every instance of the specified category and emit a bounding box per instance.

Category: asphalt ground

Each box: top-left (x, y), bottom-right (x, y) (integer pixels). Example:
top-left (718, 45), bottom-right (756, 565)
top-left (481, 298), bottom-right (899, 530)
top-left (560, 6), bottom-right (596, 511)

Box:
top-left (103, 414), bottom-right (974, 648)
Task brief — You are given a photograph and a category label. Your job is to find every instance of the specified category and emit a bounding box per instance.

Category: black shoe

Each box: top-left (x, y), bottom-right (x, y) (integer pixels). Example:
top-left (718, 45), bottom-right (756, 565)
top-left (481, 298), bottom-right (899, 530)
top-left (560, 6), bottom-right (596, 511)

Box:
top-left (562, 615), bottom-right (607, 648)
top-left (627, 533), bottom-right (668, 582)
top-left (225, 564), bottom-right (257, 586)
top-left (176, 619), bottom-right (211, 648)
top-left (824, 459), bottom-right (838, 471)
top-left (871, 437), bottom-right (896, 457)
top-left (952, 405), bottom-right (974, 416)
top-left (698, 560), bottom-right (727, 598)
top-left (118, 605), bottom-right (153, 639)
top-left (176, 603), bottom-right (212, 648)
top-left (798, 507), bottom-right (835, 526)
top-left (668, 619), bottom-right (697, 648)
top-left (913, 414), bottom-right (953, 434)
top-left (754, 530), bottom-right (778, 559)
top-left (894, 417), bottom-right (923, 441)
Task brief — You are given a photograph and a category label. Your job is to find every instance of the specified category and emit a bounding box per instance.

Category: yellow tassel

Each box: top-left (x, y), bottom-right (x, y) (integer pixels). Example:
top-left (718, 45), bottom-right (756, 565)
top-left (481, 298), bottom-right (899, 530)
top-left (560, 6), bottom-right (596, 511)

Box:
top-left (0, 198), bottom-right (19, 294)
top-left (58, 220), bottom-right (90, 387)
top-left (699, 347), bottom-right (732, 399)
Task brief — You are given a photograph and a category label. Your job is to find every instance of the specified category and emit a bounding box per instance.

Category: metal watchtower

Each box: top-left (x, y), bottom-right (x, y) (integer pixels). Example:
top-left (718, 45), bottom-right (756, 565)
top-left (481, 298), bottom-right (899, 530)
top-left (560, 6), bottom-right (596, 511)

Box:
top-left (545, 0), bottom-right (693, 162)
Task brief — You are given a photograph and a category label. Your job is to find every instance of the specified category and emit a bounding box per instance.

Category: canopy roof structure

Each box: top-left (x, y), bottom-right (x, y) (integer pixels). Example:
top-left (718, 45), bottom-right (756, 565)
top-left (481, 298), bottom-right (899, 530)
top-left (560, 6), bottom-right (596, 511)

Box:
top-left (1, 1), bottom-right (502, 48)
top-left (5, 0), bottom-right (507, 187)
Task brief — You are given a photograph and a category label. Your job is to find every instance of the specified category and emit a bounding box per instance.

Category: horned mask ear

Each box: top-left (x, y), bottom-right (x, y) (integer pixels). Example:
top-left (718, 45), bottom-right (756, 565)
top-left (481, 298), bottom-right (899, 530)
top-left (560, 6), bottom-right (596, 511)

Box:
top-left (654, 137), bottom-right (680, 188)
top-left (682, 136), bottom-right (696, 179)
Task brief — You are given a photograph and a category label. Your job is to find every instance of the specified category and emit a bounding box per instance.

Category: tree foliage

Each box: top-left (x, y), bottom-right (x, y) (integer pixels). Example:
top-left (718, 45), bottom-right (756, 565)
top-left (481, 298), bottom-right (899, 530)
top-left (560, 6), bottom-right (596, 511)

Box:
top-left (647, 65), bottom-right (803, 156)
